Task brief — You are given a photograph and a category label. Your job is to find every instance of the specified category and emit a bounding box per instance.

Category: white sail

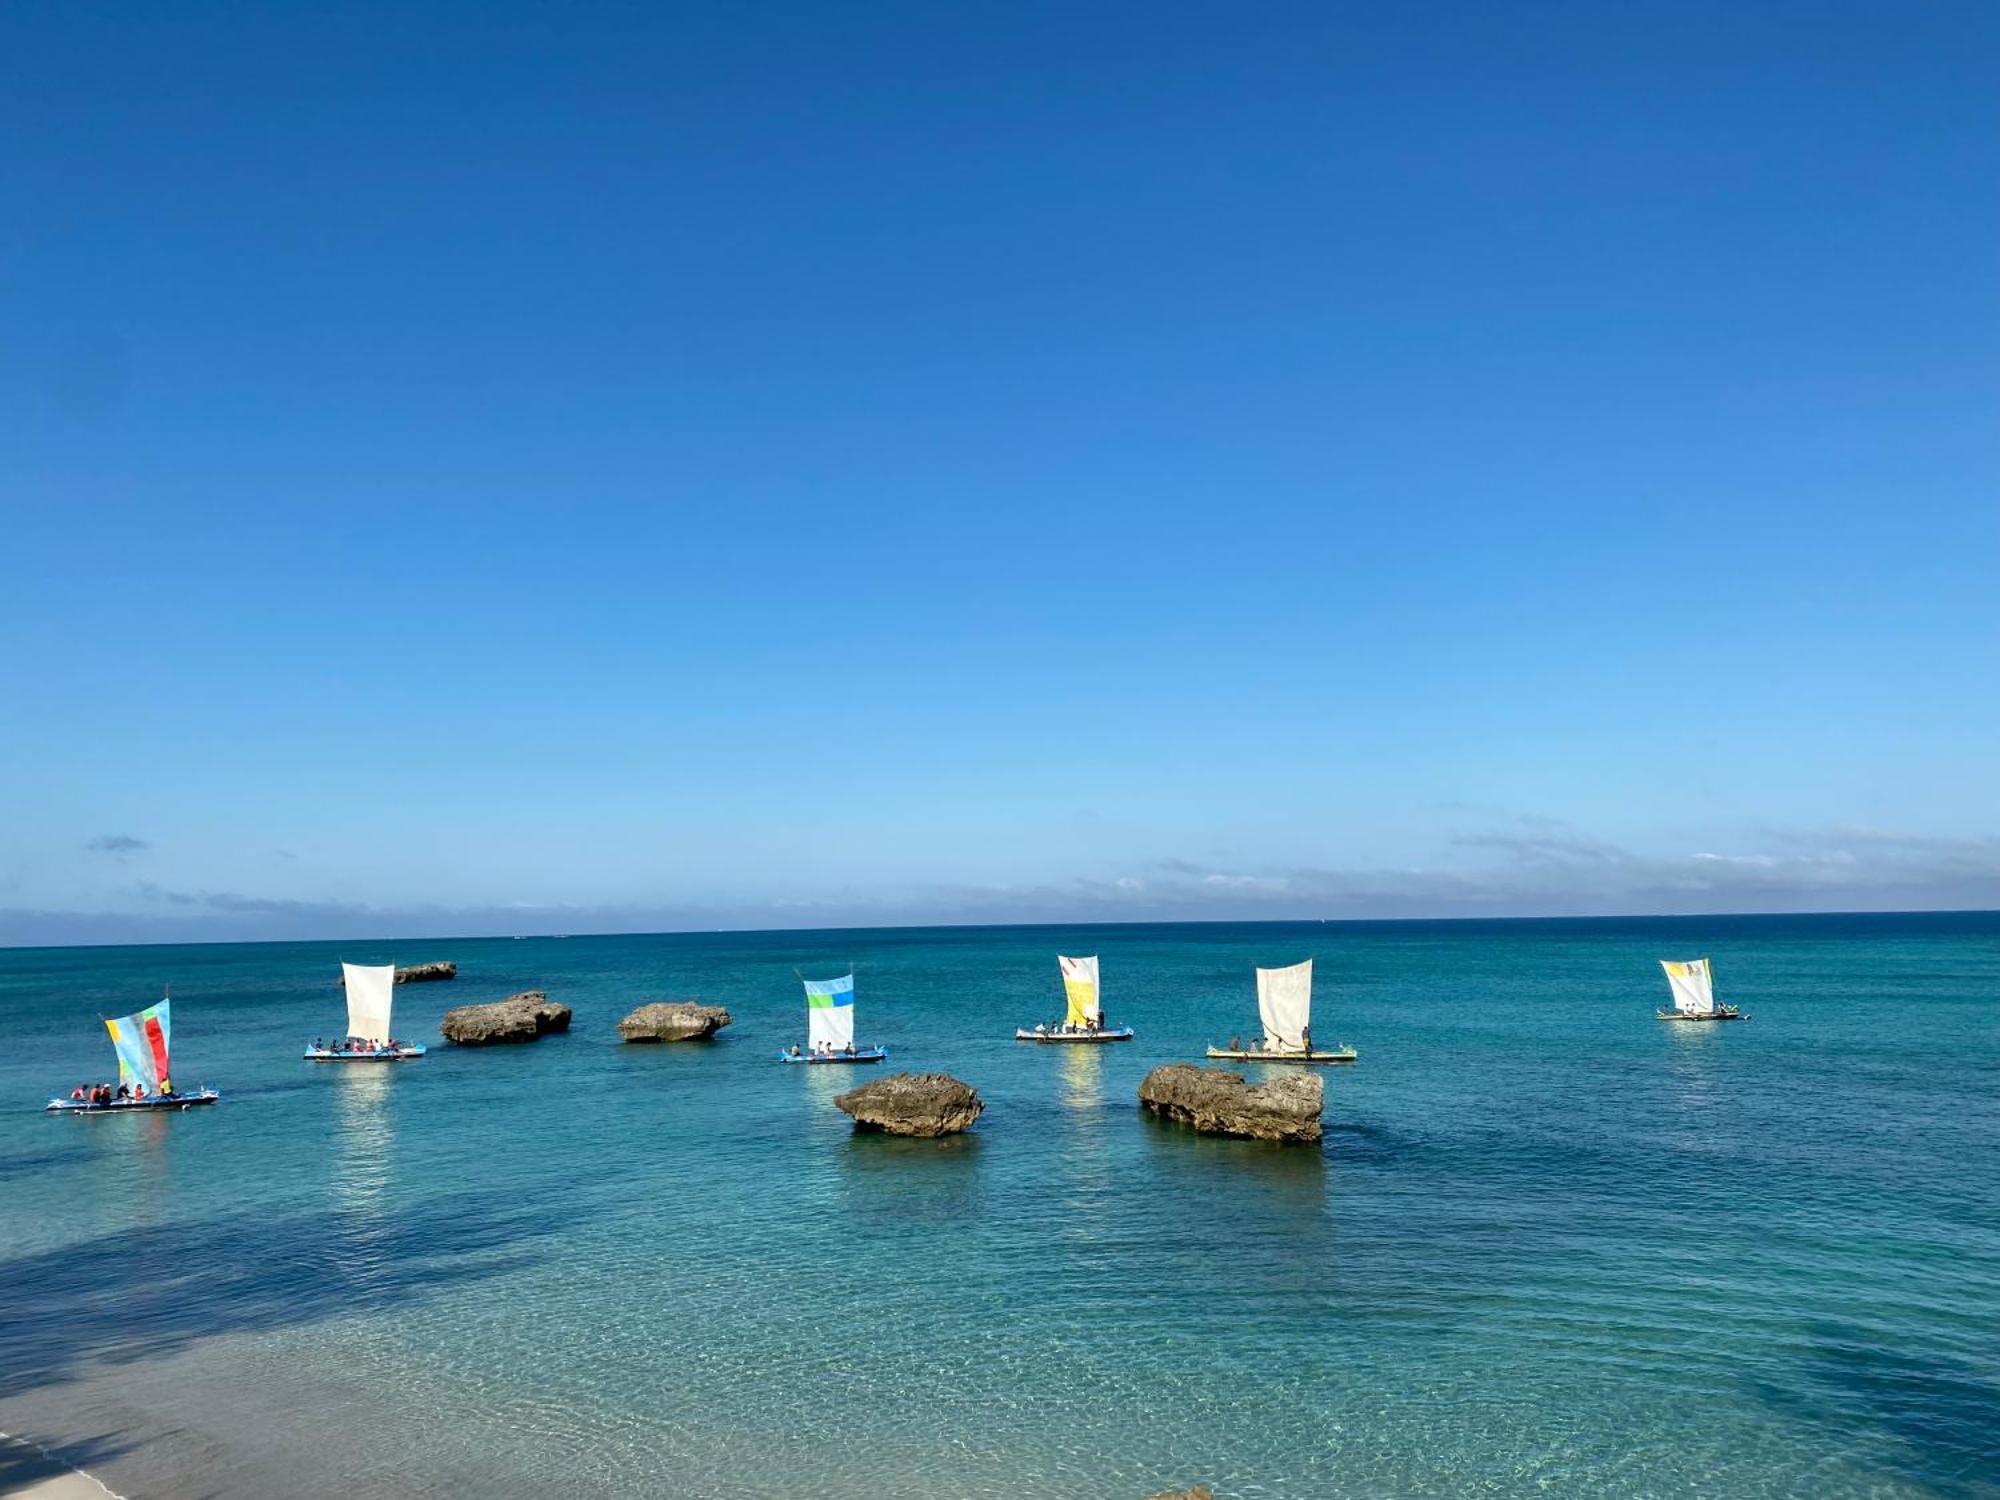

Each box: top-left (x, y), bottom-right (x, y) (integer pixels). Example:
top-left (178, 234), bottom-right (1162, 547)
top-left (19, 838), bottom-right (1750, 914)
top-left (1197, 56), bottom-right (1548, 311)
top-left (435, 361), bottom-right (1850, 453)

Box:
top-left (343, 962), bottom-right (396, 1043)
top-left (1660, 958), bottom-right (1715, 1015)
top-left (1059, 955), bottom-right (1100, 1025)
top-left (1256, 960), bottom-right (1313, 1052)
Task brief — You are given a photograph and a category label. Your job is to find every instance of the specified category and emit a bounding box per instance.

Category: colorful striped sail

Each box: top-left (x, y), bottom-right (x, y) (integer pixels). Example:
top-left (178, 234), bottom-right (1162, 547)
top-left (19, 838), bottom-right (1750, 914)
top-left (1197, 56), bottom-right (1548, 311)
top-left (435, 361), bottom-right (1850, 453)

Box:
top-left (106, 999), bottom-right (172, 1091)
top-left (804, 973), bottom-right (856, 1051)
top-left (1058, 955), bottom-right (1100, 1025)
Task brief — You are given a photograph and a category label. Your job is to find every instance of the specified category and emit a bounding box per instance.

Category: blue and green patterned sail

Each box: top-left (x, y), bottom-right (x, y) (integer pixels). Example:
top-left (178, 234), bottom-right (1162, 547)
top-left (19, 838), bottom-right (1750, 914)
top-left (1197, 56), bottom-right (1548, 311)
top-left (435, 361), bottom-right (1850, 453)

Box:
top-left (804, 974), bottom-right (855, 1051)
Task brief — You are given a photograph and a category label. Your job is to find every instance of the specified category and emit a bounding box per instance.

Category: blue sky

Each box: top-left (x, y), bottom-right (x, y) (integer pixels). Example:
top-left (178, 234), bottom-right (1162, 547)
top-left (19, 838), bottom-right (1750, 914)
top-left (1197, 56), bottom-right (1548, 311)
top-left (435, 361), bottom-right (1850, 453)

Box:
top-left (3, 1), bottom-right (1996, 944)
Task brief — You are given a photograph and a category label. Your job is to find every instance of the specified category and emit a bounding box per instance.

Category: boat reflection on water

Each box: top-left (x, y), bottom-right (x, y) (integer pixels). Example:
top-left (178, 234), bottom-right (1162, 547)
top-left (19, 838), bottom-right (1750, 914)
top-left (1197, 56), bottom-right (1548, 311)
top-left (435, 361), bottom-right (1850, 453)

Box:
top-left (1661, 1017), bottom-right (1728, 1154)
top-left (1058, 1040), bottom-right (1104, 1116)
top-left (332, 1062), bottom-right (395, 1231)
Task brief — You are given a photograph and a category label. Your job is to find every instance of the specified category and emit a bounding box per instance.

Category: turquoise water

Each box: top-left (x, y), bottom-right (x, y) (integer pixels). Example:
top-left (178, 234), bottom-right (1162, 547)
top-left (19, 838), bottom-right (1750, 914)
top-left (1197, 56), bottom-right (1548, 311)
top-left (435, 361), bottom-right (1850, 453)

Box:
top-left (1, 915), bottom-right (1996, 1499)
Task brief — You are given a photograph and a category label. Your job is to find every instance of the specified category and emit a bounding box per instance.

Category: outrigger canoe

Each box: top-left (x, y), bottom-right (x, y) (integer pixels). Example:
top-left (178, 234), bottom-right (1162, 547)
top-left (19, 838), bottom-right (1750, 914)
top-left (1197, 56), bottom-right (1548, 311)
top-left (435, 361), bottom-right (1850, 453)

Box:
top-left (778, 1047), bottom-right (889, 1065)
top-left (1654, 1008), bottom-right (1746, 1022)
top-left (1016, 956), bottom-right (1135, 1044)
top-left (1015, 1027), bottom-right (1135, 1044)
top-left (1205, 1045), bottom-right (1357, 1065)
top-left (48, 1088), bottom-right (220, 1113)
top-left (304, 1043), bottom-right (428, 1060)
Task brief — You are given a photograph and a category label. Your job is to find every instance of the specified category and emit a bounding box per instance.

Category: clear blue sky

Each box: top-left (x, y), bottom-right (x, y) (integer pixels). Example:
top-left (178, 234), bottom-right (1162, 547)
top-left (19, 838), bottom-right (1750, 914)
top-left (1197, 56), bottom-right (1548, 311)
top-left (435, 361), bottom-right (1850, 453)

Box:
top-left (4, 1), bottom-right (1996, 944)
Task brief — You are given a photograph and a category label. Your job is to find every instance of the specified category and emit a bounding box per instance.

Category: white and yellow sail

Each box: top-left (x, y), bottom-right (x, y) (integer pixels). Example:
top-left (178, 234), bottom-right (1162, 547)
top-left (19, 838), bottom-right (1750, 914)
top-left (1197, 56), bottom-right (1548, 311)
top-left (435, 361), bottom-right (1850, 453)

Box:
top-left (1660, 958), bottom-right (1716, 1016)
top-left (1058, 955), bottom-right (1100, 1026)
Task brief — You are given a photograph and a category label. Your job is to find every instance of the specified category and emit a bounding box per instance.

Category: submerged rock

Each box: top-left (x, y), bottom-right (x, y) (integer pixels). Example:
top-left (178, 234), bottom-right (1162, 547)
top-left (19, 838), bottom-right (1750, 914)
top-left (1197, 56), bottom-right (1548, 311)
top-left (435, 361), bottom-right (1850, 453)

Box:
top-left (394, 961), bottom-right (457, 984)
top-left (1137, 1064), bottom-right (1322, 1144)
top-left (440, 990), bottom-right (572, 1046)
top-left (834, 1072), bottom-right (983, 1137)
top-left (1143, 1489), bottom-right (1215, 1500)
top-left (617, 1001), bottom-right (732, 1043)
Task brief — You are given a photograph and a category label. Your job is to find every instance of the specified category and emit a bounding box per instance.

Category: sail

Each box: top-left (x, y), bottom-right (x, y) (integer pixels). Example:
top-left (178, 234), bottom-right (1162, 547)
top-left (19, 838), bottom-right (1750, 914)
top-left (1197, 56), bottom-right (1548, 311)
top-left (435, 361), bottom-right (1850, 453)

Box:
top-left (1256, 960), bottom-right (1313, 1052)
top-left (1660, 958), bottom-right (1715, 1015)
top-left (1059, 955), bottom-right (1100, 1025)
top-left (805, 973), bottom-right (855, 1051)
top-left (106, 1000), bottom-right (171, 1090)
top-left (343, 962), bottom-right (396, 1042)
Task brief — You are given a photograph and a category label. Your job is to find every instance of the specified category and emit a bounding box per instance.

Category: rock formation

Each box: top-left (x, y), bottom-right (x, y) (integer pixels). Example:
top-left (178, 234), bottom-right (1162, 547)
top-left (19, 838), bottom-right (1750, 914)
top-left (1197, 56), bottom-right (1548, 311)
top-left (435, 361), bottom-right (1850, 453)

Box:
top-left (617, 1001), bottom-right (732, 1042)
top-left (439, 991), bottom-right (572, 1046)
top-left (1137, 1064), bottom-right (1322, 1144)
top-left (335, 961), bottom-right (457, 986)
top-left (1142, 1489), bottom-right (1215, 1500)
top-left (393, 961), bottom-right (457, 984)
top-left (833, 1072), bottom-right (983, 1137)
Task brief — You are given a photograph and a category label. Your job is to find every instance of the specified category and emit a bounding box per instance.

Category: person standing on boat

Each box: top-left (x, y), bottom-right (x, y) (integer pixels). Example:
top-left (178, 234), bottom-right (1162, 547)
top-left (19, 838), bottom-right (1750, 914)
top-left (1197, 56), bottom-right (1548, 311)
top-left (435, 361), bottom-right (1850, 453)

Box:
top-left (1299, 1024), bottom-right (1312, 1057)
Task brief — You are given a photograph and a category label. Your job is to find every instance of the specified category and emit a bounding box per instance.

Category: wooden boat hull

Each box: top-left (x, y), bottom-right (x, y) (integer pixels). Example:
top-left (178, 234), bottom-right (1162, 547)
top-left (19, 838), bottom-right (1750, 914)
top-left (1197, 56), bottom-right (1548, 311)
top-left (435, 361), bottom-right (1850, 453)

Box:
top-left (778, 1048), bottom-right (889, 1065)
top-left (1656, 1010), bottom-right (1746, 1022)
top-left (304, 1045), bottom-right (428, 1060)
top-left (46, 1090), bottom-right (220, 1113)
top-left (1204, 1047), bottom-right (1357, 1065)
top-left (1014, 1028), bottom-right (1135, 1043)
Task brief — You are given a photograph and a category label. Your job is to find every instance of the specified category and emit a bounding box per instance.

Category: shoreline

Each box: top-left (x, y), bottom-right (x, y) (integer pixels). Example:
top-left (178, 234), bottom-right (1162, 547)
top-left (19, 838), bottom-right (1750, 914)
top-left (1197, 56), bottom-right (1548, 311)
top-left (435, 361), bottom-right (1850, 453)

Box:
top-left (0, 1433), bottom-right (127, 1500)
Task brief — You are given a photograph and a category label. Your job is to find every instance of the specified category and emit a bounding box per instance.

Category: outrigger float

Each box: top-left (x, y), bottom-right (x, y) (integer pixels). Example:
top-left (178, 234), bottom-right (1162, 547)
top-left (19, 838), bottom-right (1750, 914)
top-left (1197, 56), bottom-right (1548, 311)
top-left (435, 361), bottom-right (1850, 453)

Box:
top-left (1205, 959), bottom-right (1357, 1065)
top-left (1656, 958), bottom-right (1746, 1022)
top-left (46, 994), bottom-right (219, 1112)
top-left (1015, 955), bottom-right (1134, 1042)
top-left (778, 973), bottom-right (888, 1064)
top-left (304, 963), bottom-right (428, 1060)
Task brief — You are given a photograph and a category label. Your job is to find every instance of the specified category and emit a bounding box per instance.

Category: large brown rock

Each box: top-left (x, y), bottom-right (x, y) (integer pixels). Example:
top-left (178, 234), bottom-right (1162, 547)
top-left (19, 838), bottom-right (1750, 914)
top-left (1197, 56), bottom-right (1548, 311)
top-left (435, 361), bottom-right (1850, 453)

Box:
top-left (834, 1072), bottom-right (983, 1137)
top-left (440, 990), bottom-right (572, 1046)
top-left (1138, 1064), bottom-right (1322, 1144)
top-left (617, 1001), bottom-right (732, 1043)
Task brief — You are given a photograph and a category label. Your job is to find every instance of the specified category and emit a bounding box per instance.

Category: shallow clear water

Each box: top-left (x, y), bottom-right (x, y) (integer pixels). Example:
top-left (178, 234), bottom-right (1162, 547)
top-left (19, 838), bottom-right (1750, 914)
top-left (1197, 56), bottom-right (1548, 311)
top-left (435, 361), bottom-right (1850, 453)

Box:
top-left (1, 915), bottom-right (1996, 1499)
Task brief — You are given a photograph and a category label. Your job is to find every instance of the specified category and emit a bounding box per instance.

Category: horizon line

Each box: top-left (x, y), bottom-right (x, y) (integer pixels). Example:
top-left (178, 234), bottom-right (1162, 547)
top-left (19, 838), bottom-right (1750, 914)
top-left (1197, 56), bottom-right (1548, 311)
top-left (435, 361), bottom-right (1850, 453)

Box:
top-left (4, 905), bottom-right (1995, 955)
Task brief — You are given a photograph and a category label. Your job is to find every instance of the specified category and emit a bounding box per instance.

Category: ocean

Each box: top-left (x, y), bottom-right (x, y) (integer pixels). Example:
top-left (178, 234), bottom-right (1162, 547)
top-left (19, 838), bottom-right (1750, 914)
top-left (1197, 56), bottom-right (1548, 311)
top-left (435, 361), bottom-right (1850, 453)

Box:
top-left (1, 914), bottom-right (1996, 1499)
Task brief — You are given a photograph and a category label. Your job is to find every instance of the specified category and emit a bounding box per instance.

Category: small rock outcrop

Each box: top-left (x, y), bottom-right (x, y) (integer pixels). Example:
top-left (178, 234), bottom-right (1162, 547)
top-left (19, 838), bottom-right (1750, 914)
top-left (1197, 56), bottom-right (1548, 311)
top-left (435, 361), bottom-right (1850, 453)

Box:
top-left (617, 1001), bottom-right (732, 1043)
top-left (440, 991), bottom-right (572, 1046)
top-left (394, 961), bottom-right (457, 984)
top-left (1138, 1064), bottom-right (1322, 1144)
top-left (834, 1073), bottom-right (983, 1137)
top-left (336, 961), bottom-right (457, 987)
top-left (1143, 1489), bottom-right (1215, 1500)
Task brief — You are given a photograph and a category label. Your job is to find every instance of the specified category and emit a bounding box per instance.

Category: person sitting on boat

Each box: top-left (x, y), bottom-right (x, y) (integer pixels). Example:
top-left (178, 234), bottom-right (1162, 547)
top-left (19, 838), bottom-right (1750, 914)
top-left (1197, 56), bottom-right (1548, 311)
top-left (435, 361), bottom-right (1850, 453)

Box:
top-left (132, 1084), bottom-right (147, 1100)
top-left (115, 1083), bottom-right (130, 1100)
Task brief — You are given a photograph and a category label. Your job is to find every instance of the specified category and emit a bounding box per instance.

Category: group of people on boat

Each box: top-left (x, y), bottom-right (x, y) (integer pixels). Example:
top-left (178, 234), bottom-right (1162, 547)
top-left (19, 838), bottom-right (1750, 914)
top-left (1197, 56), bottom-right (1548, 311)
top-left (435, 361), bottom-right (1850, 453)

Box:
top-left (1029, 1016), bottom-right (1115, 1037)
top-left (68, 1079), bottom-right (175, 1105)
top-left (313, 1035), bottom-right (407, 1054)
top-left (1224, 1026), bottom-right (1313, 1054)
top-left (788, 1042), bottom-right (866, 1059)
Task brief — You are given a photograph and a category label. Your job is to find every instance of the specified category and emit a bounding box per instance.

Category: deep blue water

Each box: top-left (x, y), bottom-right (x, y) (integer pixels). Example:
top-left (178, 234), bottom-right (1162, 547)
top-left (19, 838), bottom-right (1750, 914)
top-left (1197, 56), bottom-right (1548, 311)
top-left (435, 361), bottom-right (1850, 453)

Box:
top-left (1, 915), bottom-right (1997, 1499)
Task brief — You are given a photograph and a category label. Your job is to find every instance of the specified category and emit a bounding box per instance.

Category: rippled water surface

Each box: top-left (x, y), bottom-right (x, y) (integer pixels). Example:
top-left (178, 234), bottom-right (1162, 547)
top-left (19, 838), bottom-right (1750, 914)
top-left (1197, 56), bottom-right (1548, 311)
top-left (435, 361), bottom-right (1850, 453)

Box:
top-left (2, 915), bottom-right (1997, 1499)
